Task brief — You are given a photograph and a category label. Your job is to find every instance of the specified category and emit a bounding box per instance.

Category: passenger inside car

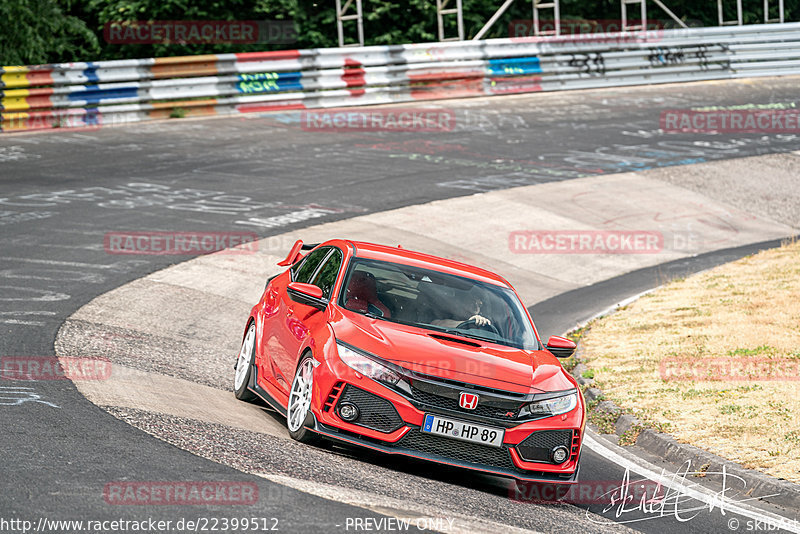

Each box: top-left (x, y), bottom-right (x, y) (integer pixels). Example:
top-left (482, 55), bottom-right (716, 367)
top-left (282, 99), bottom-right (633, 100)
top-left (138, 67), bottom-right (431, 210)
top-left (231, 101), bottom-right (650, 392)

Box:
top-left (344, 271), bottom-right (392, 318)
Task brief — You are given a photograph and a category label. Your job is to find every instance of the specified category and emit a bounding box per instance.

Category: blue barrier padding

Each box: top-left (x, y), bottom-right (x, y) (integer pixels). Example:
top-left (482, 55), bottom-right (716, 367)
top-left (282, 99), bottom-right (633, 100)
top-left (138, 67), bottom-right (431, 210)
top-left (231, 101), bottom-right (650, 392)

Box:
top-left (236, 71), bottom-right (304, 93)
top-left (488, 57), bottom-right (542, 76)
top-left (67, 86), bottom-right (140, 104)
top-left (83, 63), bottom-right (100, 83)
top-left (237, 71), bottom-right (302, 82)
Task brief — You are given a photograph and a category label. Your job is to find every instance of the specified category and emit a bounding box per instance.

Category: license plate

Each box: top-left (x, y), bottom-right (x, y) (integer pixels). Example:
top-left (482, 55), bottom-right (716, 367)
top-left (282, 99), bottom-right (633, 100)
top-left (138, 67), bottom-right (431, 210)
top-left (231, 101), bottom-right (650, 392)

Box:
top-left (421, 414), bottom-right (504, 448)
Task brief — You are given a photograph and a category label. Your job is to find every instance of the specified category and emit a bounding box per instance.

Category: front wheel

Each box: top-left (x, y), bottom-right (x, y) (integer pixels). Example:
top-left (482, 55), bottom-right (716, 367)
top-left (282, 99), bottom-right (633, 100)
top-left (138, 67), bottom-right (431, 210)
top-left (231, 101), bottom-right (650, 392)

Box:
top-left (286, 355), bottom-right (318, 443)
top-left (234, 323), bottom-right (257, 402)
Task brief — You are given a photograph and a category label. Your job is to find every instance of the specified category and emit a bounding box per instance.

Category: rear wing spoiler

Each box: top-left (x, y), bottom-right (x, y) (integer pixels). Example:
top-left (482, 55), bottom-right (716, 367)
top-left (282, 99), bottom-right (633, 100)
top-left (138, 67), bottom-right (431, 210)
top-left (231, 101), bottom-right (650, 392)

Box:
top-left (277, 240), bottom-right (320, 266)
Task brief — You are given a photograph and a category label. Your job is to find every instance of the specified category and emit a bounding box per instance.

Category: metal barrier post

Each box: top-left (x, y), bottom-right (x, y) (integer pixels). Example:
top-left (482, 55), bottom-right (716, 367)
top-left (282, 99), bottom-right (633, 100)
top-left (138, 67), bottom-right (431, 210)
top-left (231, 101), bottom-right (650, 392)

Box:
top-left (336, 0), bottom-right (365, 47)
top-left (718, 0), bottom-right (744, 26)
top-left (622, 0), bottom-right (647, 31)
top-left (437, 0), bottom-right (465, 41)
top-left (533, 0), bottom-right (561, 36)
top-left (764, 0), bottom-right (785, 23)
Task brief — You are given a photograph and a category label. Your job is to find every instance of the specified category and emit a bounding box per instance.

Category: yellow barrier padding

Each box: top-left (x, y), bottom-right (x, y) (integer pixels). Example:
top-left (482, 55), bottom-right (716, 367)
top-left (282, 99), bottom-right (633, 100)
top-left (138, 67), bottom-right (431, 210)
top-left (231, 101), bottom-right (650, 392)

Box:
top-left (153, 54), bottom-right (218, 65)
top-left (1, 71), bottom-right (32, 89)
top-left (1, 97), bottom-right (31, 112)
top-left (150, 98), bottom-right (218, 109)
top-left (0, 88), bottom-right (30, 111)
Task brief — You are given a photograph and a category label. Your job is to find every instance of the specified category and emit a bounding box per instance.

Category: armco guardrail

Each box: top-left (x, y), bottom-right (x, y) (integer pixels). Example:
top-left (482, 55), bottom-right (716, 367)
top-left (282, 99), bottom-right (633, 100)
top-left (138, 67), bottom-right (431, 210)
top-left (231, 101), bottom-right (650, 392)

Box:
top-left (2, 22), bottom-right (800, 132)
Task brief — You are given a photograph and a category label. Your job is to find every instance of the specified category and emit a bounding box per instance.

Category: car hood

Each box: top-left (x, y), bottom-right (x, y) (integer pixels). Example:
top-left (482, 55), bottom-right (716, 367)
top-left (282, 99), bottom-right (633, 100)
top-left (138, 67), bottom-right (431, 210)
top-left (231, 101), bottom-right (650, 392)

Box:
top-left (331, 310), bottom-right (574, 394)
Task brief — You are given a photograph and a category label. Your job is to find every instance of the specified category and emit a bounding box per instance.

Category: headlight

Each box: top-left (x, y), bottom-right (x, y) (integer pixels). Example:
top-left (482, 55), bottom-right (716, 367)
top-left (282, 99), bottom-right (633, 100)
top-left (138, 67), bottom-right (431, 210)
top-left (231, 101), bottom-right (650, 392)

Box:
top-left (336, 342), bottom-right (400, 386)
top-left (518, 391), bottom-right (578, 418)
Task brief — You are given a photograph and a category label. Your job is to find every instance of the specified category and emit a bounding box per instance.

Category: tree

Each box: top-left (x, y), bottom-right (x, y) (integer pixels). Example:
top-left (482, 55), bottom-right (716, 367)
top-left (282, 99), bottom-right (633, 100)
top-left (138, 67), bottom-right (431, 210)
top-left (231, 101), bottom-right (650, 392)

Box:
top-left (0, 0), bottom-right (99, 65)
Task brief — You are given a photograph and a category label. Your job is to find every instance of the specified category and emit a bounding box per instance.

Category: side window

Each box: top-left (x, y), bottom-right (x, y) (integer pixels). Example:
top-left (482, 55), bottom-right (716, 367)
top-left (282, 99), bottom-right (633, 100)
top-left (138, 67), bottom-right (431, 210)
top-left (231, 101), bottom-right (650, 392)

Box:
top-left (311, 248), bottom-right (343, 299)
top-left (293, 247), bottom-right (330, 284)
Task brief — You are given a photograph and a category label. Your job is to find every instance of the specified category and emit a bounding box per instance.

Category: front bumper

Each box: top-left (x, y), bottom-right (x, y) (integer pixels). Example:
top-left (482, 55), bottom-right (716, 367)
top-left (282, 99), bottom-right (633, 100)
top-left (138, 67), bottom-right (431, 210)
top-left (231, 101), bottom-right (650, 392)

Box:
top-left (310, 416), bottom-right (580, 483)
top-left (311, 357), bottom-right (584, 483)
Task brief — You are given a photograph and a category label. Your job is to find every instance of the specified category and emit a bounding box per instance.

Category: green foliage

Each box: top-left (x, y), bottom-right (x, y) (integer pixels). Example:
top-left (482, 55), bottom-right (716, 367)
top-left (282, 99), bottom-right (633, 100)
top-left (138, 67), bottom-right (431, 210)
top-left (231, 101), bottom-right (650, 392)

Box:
top-left (0, 0), bottom-right (99, 65)
top-left (618, 423), bottom-right (644, 446)
top-left (5, 0), bottom-right (800, 65)
top-left (588, 404), bottom-right (619, 434)
top-left (83, 0), bottom-right (297, 59)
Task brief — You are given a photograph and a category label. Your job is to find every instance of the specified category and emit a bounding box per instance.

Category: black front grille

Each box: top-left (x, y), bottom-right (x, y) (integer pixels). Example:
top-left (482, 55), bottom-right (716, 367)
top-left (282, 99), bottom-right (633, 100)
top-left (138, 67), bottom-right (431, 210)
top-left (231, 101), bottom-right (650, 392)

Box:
top-left (398, 429), bottom-right (515, 470)
top-left (337, 385), bottom-right (404, 433)
top-left (409, 385), bottom-right (524, 420)
top-left (516, 430), bottom-right (573, 463)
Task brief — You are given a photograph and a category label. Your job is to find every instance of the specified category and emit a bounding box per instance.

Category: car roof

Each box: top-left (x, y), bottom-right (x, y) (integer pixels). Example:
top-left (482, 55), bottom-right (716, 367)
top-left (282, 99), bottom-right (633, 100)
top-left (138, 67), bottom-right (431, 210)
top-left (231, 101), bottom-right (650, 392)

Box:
top-left (342, 240), bottom-right (510, 287)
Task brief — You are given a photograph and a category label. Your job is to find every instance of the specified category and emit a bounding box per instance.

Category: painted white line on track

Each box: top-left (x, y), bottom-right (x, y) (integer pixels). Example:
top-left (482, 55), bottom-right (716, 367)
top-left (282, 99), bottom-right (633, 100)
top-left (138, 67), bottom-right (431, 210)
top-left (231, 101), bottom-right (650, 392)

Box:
top-left (583, 433), bottom-right (800, 533)
top-left (257, 473), bottom-right (543, 534)
top-left (1, 257), bottom-right (117, 269)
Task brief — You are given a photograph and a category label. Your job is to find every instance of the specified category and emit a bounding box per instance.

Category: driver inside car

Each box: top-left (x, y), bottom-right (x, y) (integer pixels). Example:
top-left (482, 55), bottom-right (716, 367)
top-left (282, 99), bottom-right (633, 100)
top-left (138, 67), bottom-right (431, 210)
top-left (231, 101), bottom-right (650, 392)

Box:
top-left (431, 297), bottom-right (492, 329)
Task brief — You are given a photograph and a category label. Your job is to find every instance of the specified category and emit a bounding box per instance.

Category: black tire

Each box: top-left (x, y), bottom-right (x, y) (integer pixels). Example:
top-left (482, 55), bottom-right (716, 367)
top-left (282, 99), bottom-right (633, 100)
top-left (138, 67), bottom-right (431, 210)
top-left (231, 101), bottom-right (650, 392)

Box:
top-left (286, 354), bottom-right (318, 444)
top-left (233, 322), bottom-right (258, 402)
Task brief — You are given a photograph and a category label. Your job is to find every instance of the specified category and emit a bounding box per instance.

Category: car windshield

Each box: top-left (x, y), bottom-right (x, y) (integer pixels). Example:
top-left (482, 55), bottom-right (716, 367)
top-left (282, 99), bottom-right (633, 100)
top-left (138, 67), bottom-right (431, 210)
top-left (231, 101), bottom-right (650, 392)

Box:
top-left (339, 258), bottom-right (539, 350)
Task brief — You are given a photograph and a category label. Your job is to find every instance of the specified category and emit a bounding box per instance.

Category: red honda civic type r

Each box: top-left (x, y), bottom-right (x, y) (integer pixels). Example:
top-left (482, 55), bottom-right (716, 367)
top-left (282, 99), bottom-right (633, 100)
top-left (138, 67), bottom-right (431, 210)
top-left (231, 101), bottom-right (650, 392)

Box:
top-left (234, 239), bottom-right (585, 483)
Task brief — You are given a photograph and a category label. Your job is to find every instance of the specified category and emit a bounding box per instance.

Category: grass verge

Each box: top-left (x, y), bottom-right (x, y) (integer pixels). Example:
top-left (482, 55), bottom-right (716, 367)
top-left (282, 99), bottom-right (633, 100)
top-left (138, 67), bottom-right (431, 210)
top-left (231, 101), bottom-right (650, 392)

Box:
top-left (579, 240), bottom-right (800, 483)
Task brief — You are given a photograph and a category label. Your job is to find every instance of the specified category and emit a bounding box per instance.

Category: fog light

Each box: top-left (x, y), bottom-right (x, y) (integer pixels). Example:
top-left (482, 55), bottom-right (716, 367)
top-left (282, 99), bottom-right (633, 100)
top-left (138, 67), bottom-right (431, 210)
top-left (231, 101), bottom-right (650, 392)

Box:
top-left (338, 402), bottom-right (360, 422)
top-left (551, 445), bottom-right (569, 464)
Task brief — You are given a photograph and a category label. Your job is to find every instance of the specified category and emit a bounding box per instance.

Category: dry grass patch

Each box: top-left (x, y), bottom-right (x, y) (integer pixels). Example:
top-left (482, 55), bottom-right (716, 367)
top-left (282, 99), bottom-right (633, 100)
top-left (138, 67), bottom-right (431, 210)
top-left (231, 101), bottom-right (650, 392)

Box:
top-left (580, 240), bottom-right (800, 482)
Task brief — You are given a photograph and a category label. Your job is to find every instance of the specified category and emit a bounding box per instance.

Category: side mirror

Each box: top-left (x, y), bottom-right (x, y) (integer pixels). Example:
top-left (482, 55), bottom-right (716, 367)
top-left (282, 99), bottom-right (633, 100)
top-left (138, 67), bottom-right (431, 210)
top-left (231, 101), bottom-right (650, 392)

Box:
top-left (545, 335), bottom-right (577, 359)
top-left (287, 282), bottom-right (328, 310)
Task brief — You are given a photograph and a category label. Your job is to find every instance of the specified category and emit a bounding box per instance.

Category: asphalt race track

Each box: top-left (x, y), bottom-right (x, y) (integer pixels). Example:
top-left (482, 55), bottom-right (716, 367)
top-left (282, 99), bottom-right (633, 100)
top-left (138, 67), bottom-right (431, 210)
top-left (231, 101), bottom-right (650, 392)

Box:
top-left (2, 77), bottom-right (799, 533)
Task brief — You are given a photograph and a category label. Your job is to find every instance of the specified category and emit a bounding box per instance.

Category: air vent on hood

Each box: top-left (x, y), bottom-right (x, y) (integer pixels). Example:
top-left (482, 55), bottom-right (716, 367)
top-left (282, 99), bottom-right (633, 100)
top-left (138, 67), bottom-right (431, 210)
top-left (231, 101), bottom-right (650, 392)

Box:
top-left (428, 333), bottom-right (482, 348)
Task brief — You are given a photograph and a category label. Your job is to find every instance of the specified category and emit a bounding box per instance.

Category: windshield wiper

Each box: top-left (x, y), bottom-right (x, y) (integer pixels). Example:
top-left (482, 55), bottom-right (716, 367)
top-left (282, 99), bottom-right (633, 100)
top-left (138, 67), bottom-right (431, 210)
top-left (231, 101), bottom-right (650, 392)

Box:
top-left (440, 328), bottom-right (497, 344)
